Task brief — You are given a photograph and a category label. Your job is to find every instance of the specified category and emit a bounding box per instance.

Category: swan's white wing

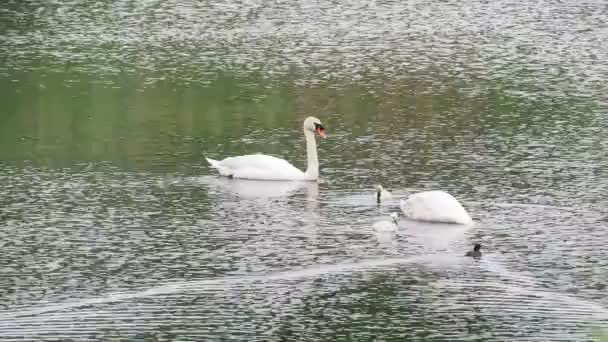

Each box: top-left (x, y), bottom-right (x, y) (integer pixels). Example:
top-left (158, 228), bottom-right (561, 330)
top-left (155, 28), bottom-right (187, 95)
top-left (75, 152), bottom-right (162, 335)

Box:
top-left (215, 155), bottom-right (293, 170)
top-left (401, 190), bottom-right (472, 225)
top-left (209, 154), bottom-right (308, 180)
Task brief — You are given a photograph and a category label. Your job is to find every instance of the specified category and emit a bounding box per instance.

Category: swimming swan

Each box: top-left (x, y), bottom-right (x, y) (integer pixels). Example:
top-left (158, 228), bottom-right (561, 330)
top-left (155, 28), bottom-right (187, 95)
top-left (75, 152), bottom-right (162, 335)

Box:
top-left (376, 185), bottom-right (472, 225)
top-left (400, 190), bottom-right (472, 225)
top-left (205, 117), bottom-right (326, 181)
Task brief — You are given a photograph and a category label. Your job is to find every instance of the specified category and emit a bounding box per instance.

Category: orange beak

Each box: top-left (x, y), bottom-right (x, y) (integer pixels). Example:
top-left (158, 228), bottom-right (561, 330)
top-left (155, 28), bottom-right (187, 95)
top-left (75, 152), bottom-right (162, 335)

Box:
top-left (316, 127), bottom-right (326, 138)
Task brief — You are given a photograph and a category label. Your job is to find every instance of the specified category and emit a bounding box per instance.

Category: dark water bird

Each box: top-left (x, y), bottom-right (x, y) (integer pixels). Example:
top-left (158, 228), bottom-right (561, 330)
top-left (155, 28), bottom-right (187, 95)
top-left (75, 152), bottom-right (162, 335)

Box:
top-left (465, 243), bottom-right (482, 258)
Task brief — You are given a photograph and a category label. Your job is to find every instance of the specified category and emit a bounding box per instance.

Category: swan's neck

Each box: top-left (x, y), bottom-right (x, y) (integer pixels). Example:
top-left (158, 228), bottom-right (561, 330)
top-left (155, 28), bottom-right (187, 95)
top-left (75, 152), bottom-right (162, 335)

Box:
top-left (304, 129), bottom-right (319, 179)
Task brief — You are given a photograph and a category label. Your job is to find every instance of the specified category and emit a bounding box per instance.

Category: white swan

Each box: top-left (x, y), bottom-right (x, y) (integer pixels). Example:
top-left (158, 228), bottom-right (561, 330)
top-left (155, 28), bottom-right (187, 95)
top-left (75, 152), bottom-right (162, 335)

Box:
top-left (400, 190), bottom-right (472, 225)
top-left (376, 185), bottom-right (472, 225)
top-left (205, 117), bottom-right (326, 181)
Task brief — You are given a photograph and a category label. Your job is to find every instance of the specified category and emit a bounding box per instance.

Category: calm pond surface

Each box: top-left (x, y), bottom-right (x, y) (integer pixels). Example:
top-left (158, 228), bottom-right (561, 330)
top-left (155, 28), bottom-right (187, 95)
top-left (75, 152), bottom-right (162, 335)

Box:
top-left (1, 0), bottom-right (608, 341)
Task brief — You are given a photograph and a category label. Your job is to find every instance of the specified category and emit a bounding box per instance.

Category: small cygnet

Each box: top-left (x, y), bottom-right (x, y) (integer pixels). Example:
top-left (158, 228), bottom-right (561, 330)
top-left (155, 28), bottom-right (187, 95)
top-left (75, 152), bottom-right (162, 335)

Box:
top-left (373, 213), bottom-right (399, 232)
top-left (375, 185), bottom-right (393, 203)
top-left (465, 243), bottom-right (482, 258)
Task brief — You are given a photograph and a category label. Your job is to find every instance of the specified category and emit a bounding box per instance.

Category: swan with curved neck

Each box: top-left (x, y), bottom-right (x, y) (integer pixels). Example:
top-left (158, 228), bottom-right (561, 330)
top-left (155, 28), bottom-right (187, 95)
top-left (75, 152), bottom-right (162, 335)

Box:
top-left (206, 117), bottom-right (326, 181)
top-left (375, 185), bottom-right (393, 203)
top-left (376, 185), bottom-right (472, 225)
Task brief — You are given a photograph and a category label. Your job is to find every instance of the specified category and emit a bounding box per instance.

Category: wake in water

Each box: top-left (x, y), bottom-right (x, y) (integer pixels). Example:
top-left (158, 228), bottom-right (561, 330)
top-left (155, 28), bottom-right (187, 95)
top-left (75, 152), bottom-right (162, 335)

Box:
top-left (1, 253), bottom-right (606, 324)
top-left (466, 257), bottom-right (608, 320)
top-left (0, 256), bottom-right (428, 320)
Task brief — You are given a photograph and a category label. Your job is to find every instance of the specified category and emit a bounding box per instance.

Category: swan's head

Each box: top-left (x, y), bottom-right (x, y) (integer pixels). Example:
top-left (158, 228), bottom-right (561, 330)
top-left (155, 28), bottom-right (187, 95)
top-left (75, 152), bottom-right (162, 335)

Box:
top-left (304, 116), bottom-right (326, 138)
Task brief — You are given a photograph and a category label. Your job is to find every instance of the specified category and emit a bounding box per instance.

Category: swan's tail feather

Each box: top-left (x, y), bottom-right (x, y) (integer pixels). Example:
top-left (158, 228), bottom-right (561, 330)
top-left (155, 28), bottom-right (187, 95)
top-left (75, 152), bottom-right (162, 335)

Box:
top-left (206, 158), bottom-right (220, 168)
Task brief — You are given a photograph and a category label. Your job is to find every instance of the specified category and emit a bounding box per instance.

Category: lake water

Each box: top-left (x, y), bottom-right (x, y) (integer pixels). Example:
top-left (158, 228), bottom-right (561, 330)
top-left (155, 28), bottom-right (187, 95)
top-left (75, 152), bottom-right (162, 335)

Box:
top-left (1, 0), bottom-right (608, 340)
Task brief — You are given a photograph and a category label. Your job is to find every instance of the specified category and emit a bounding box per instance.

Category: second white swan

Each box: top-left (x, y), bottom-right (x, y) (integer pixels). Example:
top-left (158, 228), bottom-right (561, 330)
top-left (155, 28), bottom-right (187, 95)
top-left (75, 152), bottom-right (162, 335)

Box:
top-left (206, 116), bottom-right (326, 181)
top-left (376, 186), bottom-right (472, 225)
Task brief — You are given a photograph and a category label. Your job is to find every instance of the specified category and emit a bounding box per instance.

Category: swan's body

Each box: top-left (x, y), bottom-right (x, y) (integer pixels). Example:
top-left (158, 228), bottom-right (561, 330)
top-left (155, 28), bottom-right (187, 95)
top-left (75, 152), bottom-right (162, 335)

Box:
top-left (206, 155), bottom-right (309, 180)
top-left (206, 117), bottom-right (326, 181)
top-left (400, 190), bottom-right (472, 225)
top-left (375, 185), bottom-right (472, 225)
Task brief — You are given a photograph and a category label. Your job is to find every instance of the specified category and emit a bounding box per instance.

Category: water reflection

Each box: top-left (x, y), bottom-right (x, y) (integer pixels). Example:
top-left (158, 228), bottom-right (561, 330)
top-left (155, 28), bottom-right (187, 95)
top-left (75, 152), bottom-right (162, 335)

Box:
top-left (1, 0), bottom-right (608, 340)
top-left (401, 219), bottom-right (474, 252)
top-left (195, 176), bottom-right (319, 199)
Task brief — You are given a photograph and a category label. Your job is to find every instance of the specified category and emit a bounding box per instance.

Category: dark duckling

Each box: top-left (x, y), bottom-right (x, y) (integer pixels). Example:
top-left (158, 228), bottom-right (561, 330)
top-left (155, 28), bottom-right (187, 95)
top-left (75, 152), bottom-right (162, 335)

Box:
top-left (465, 243), bottom-right (482, 258)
